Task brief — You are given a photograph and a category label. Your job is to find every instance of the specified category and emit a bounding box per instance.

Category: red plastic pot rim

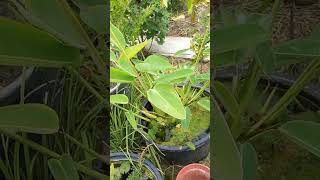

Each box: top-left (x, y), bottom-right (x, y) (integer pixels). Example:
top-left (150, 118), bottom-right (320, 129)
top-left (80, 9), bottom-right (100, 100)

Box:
top-left (176, 163), bottom-right (210, 180)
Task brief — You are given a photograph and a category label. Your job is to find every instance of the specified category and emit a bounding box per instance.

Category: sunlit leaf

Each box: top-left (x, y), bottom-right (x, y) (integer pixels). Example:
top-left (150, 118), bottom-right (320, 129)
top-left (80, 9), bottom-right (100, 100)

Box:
top-left (181, 107), bottom-right (191, 129)
top-left (110, 23), bottom-right (126, 50)
top-left (156, 68), bottom-right (193, 84)
top-left (125, 111), bottom-right (137, 130)
top-left (135, 55), bottom-right (172, 73)
top-left (147, 83), bottom-right (186, 119)
top-left (110, 94), bottom-right (128, 104)
top-left (110, 67), bottom-right (135, 83)
top-left (197, 98), bottom-right (210, 111)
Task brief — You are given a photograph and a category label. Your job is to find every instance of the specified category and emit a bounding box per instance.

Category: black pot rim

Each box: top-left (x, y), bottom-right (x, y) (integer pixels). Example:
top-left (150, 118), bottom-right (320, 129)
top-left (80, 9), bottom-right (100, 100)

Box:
top-left (144, 85), bottom-right (211, 152)
top-left (0, 67), bottom-right (34, 102)
top-left (110, 152), bottom-right (163, 180)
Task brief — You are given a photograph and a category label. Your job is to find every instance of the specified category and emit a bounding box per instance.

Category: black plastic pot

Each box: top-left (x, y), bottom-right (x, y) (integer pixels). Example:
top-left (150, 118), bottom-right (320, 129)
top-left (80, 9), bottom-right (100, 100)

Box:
top-left (143, 85), bottom-right (210, 165)
top-left (110, 152), bottom-right (163, 180)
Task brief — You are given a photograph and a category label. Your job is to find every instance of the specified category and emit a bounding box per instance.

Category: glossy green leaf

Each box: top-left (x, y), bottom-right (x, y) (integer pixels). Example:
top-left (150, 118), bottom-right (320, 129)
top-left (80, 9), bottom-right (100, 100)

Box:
top-left (80, 5), bottom-right (107, 33)
top-left (25, 0), bottom-right (84, 48)
top-left (0, 18), bottom-right (80, 67)
top-left (125, 111), bottom-right (137, 130)
top-left (110, 67), bottom-right (135, 83)
top-left (0, 104), bottom-right (59, 134)
top-left (156, 68), bottom-right (193, 84)
top-left (213, 99), bottom-right (243, 180)
top-left (117, 41), bottom-right (149, 77)
top-left (181, 107), bottom-right (191, 129)
top-left (214, 81), bottom-right (241, 121)
top-left (197, 98), bottom-right (210, 111)
top-left (147, 83), bottom-right (186, 119)
top-left (213, 24), bottom-right (268, 54)
top-left (279, 120), bottom-right (320, 157)
top-left (241, 143), bottom-right (258, 180)
top-left (110, 94), bottom-right (128, 104)
top-left (110, 23), bottom-right (126, 50)
top-left (48, 155), bottom-right (79, 180)
top-left (135, 55), bottom-right (172, 72)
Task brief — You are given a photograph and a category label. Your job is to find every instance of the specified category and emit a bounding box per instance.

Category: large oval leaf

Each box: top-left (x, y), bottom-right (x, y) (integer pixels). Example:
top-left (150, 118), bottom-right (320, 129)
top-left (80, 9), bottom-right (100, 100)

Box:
top-left (48, 155), bottom-right (79, 180)
top-left (213, 99), bottom-right (243, 180)
top-left (279, 120), bottom-right (320, 157)
top-left (0, 18), bottom-right (80, 67)
top-left (135, 55), bottom-right (172, 72)
top-left (25, 0), bottom-right (84, 48)
top-left (147, 83), bottom-right (185, 119)
top-left (213, 24), bottom-right (268, 54)
top-left (0, 104), bottom-right (59, 134)
top-left (80, 5), bottom-right (107, 33)
top-left (241, 143), bottom-right (258, 180)
top-left (110, 94), bottom-right (128, 104)
top-left (110, 67), bottom-right (135, 83)
top-left (197, 98), bottom-right (210, 111)
top-left (155, 68), bottom-right (193, 84)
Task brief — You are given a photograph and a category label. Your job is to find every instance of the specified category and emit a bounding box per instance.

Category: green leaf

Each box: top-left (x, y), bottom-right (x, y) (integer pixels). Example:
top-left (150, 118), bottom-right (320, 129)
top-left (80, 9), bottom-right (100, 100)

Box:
top-left (161, 0), bottom-right (168, 8)
top-left (190, 73), bottom-right (210, 84)
top-left (125, 111), bottom-right (137, 130)
top-left (147, 83), bottom-right (186, 119)
top-left (241, 143), bottom-right (258, 180)
top-left (110, 163), bottom-right (115, 180)
top-left (197, 98), bottom-right (210, 111)
top-left (186, 142), bottom-right (196, 150)
top-left (214, 81), bottom-right (241, 121)
top-left (0, 104), bottom-right (59, 134)
top-left (273, 39), bottom-right (320, 57)
top-left (135, 55), bottom-right (172, 72)
top-left (72, 0), bottom-right (107, 7)
top-left (110, 23), bottom-right (126, 50)
top-left (256, 42), bottom-right (276, 73)
top-left (110, 94), bottom-right (128, 104)
top-left (80, 5), bottom-right (107, 33)
top-left (187, 0), bottom-right (193, 14)
top-left (48, 155), bottom-right (79, 180)
top-left (117, 41), bottom-right (149, 77)
top-left (110, 67), bottom-right (135, 83)
top-left (279, 120), bottom-right (320, 158)
top-left (213, 24), bottom-right (268, 54)
top-left (155, 68), bottom-right (193, 84)
top-left (174, 48), bottom-right (190, 57)
top-left (25, 0), bottom-right (84, 48)
top-left (0, 17), bottom-right (80, 67)
top-left (119, 161), bottom-right (131, 174)
top-left (181, 107), bottom-right (191, 129)
top-left (213, 99), bottom-right (243, 180)
top-left (110, 50), bottom-right (116, 62)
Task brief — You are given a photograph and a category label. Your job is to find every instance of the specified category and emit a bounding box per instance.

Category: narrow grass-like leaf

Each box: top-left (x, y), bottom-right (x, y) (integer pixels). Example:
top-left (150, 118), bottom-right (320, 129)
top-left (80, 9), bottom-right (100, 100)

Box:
top-left (279, 120), bottom-right (320, 158)
top-left (125, 111), bottom-right (137, 130)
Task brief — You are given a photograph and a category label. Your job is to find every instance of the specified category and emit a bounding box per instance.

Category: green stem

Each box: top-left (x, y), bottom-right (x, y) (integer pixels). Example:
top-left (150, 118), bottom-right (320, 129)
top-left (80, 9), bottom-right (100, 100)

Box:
top-left (248, 59), bottom-right (320, 135)
top-left (57, 0), bottom-right (105, 75)
top-left (63, 133), bottom-right (108, 164)
top-left (0, 128), bottom-right (108, 179)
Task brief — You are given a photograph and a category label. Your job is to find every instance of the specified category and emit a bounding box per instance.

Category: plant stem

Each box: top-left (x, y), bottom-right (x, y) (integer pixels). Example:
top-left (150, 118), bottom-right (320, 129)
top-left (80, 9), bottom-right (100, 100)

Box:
top-left (0, 128), bottom-right (108, 179)
top-left (57, 0), bottom-right (106, 75)
top-left (248, 59), bottom-right (320, 135)
top-left (63, 133), bottom-right (108, 164)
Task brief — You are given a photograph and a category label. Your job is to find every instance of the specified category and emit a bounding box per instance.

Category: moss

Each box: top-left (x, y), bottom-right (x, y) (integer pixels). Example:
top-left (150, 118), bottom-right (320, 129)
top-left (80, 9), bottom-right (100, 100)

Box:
top-left (150, 102), bottom-right (210, 146)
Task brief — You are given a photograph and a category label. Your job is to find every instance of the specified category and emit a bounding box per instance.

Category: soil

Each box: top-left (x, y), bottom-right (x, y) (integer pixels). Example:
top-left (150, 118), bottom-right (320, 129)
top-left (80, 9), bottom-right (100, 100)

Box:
top-left (0, 65), bottom-right (22, 90)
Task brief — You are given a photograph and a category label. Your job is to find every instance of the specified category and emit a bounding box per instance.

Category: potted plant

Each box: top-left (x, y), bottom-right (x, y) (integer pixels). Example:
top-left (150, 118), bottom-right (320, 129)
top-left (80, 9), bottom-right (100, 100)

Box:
top-left (110, 21), bottom-right (210, 165)
top-left (0, 0), bottom-right (109, 179)
top-left (213, 4), bottom-right (320, 180)
top-left (110, 152), bottom-right (162, 180)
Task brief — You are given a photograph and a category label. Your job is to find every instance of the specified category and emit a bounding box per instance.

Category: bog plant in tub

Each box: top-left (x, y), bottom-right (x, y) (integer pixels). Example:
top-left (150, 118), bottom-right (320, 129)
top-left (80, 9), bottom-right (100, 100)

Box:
top-left (110, 22), bottom-right (210, 148)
